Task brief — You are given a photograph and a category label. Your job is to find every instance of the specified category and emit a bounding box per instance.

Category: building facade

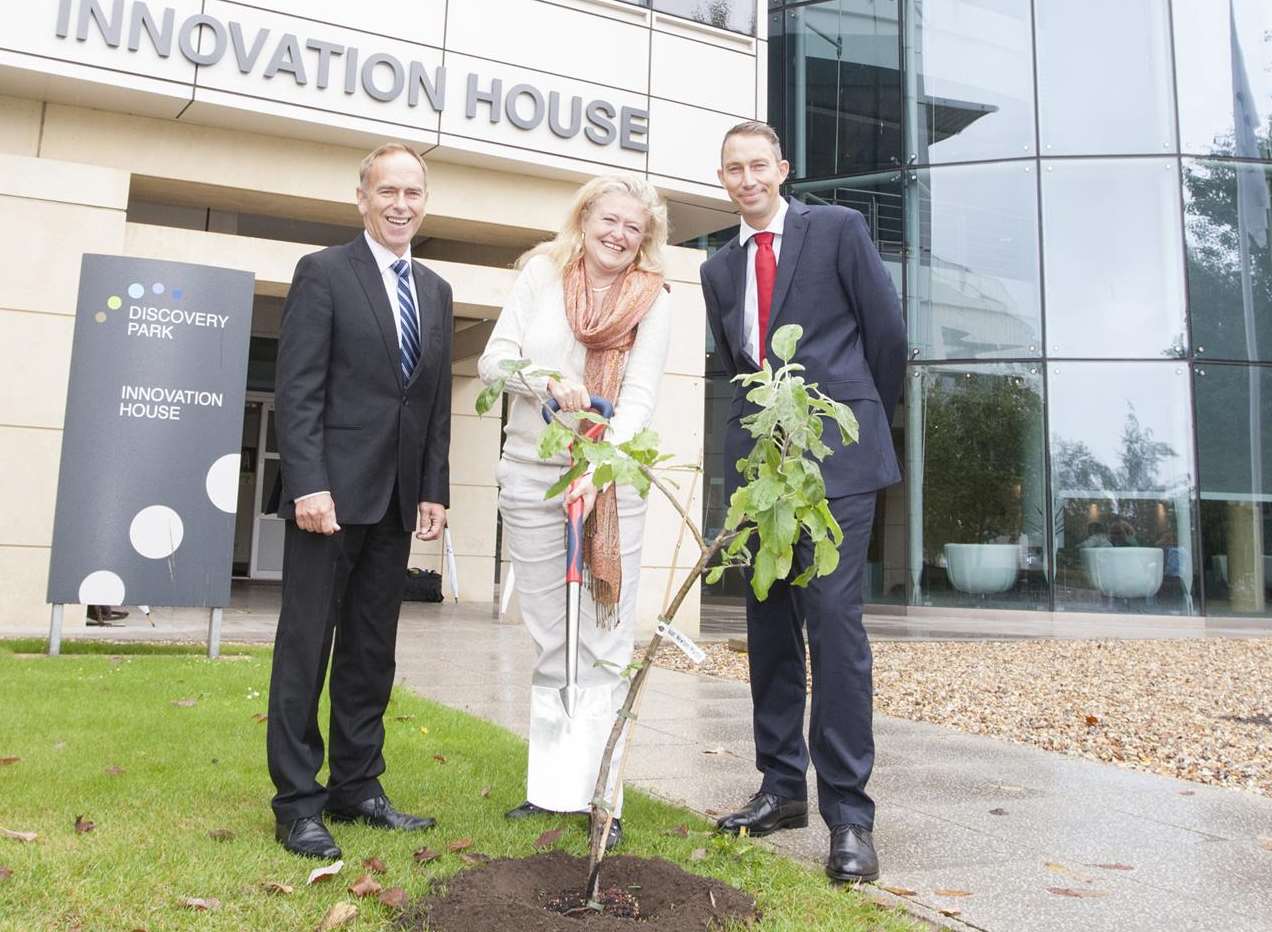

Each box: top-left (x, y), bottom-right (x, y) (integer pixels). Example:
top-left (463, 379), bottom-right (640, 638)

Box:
top-left (0, 0), bottom-right (771, 635)
top-left (712, 0), bottom-right (1272, 626)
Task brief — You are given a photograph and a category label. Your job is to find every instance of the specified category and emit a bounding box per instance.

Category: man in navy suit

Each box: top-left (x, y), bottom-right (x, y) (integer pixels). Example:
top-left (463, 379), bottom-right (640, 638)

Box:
top-left (701, 121), bottom-right (905, 882)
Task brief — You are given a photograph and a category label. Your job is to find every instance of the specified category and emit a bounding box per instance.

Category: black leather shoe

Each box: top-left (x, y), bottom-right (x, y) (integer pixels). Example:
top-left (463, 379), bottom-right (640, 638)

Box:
top-left (715, 792), bottom-right (808, 837)
top-left (505, 800), bottom-right (552, 820)
top-left (275, 816), bottom-right (341, 860)
top-left (826, 824), bottom-right (879, 883)
top-left (325, 795), bottom-right (435, 831)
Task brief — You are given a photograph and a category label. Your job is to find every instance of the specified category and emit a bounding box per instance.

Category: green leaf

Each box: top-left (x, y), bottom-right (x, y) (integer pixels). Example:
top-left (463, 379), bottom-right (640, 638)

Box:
top-left (537, 421), bottom-right (573, 460)
top-left (752, 548), bottom-right (778, 601)
top-left (705, 566), bottom-right (725, 585)
top-left (724, 526), bottom-right (754, 556)
top-left (475, 380), bottom-right (505, 416)
top-left (817, 501), bottom-right (845, 545)
top-left (814, 538), bottom-right (840, 577)
top-left (544, 460), bottom-right (587, 500)
top-left (593, 463), bottom-right (614, 489)
top-left (791, 563), bottom-right (817, 588)
top-left (758, 500), bottom-right (798, 554)
top-left (498, 358), bottom-right (532, 374)
top-left (770, 324), bottom-right (803, 363)
top-left (620, 428), bottom-right (659, 455)
top-left (747, 476), bottom-right (782, 512)
top-left (798, 504), bottom-right (828, 542)
top-left (774, 546), bottom-right (793, 580)
top-left (829, 399), bottom-right (859, 446)
top-left (724, 487), bottom-right (751, 531)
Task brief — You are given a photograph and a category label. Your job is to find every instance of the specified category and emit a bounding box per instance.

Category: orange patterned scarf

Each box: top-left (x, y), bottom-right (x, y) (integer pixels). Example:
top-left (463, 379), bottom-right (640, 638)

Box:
top-left (562, 256), bottom-right (664, 626)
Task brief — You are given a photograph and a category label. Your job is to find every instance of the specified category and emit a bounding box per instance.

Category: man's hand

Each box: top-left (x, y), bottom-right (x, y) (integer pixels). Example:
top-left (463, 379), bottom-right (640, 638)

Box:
top-left (416, 502), bottom-right (447, 541)
top-left (547, 377), bottom-right (590, 413)
top-left (564, 475), bottom-right (598, 522)
top-left (295, 492), bottom-right (340, 535)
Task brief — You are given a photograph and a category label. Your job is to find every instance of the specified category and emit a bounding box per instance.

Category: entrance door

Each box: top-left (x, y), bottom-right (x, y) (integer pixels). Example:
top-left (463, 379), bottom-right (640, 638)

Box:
top-left (250, 400), bottom-right (285, 580)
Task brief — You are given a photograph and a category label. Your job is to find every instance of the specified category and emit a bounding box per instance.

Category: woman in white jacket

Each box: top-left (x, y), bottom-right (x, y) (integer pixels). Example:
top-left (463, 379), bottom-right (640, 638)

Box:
top-left (478, 174), bottom-right (672, 850)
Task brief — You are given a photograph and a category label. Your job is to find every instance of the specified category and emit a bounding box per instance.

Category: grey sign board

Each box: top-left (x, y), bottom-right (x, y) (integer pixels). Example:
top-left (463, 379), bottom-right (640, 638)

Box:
top-left (47, 254), bottom-right (255, 609)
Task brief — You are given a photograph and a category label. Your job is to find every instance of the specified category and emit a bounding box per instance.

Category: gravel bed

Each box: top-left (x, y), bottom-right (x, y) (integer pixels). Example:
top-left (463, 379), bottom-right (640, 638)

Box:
top-left (653, 638), bottom-right (1272, 798)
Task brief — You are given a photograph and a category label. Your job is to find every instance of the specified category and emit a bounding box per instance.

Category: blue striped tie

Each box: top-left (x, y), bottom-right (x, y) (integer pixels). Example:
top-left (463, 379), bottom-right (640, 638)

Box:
top-left (392, 259), bottom-right (421, 382)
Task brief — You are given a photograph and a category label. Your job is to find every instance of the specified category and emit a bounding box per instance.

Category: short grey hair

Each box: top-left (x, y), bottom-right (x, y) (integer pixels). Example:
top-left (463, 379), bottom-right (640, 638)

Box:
top-left (358, 143), bottom-right (429, 190)
top-left (721, 120), bottom-right (784, 163)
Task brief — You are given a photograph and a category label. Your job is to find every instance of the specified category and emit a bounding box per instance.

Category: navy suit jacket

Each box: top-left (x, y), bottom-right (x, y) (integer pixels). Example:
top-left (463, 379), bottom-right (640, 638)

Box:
top-left (701, 198), bottom-right (905, 499)
top-left (270, 235), bottom-right (453, 530)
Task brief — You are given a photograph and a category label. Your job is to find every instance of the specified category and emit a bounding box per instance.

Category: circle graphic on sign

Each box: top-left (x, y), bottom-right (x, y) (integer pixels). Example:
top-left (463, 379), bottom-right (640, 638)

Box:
top-left (172, 288), bottom-right (183, 300)
top-left (79, 570), bottom-right (125, 605)
top-left (94, 312), bottom-right (107, 323)
top-left (107, 296), bottom-right (122, 310)
top-left (205, 453), bottom-right (240, 514)
top-left (129, 505), bottom-right (185, 559)
top-left (152, 282), bottom-right (165, 295)
top-left (128, 283), bottom-right (145, 299)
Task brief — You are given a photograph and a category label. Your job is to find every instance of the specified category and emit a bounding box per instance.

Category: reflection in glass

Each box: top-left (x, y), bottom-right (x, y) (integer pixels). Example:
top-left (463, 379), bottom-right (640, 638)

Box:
top-left (908, 364), bottom-right (1047, 609)
top-left (1042, 158), bottom-right (1187, 358)
top-left (652, 0), bottom-right (757, 34)
top-left (906, 162), bottom-right (1041, 359)
top-left (1195, 364), bottom-right (1272, 617)
top-left (1049, 364), bottom-right (1197, 615)
top-left (776, 0), bottom-right (901, 179)
top-left (1174, 0), bottom-right (1272, 160)
top-left (1184, 159), bottom-right (1272, 362)
top-left (1035, 0), bottom-right (1175, 155)
top-left (789, 171), bottom-right (904, 254)
top-left (902, 0), bottom-right (1035, 164)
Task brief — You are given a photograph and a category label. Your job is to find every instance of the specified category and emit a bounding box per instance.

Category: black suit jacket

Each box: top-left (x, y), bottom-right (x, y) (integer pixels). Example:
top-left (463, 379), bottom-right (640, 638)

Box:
top-left (701, 198), bottom-right (905, 499)
top-left (271, 235), bottom-right (453, 530)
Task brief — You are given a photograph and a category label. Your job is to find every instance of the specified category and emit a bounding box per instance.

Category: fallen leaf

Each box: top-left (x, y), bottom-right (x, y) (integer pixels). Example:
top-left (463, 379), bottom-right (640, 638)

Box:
top-left (171, 698), bottom-right (197, 708)
top-left (348, 874), bottom-right (382, 897)
top-left (74, 815), bottom-right (95, 834)
top-left (934, 888), bottom-right (972, 897)
top-left (207, 829), bottom-right (234, 842)
top-left (1084, 714), bottom-right (1101, 726)
top-left (446, 837), bottom-right (472, 853)
top-left (378, 887), bottom-right (407, 910)
top-left (261, 881), bottom-right (293, 895)
top-left (667, 824), bottom-right (689, 838)
top-left (413, 847), bottom-right (440, 864)
top-left (182, 897), bottom-right (221, 911)
top-left (938, 908), bottom-right (962, 918)
top-left (988, 808), bottom-right (1009, 816)
top-left (878, 885), bottom-right (916, 896)
top-left (479, 786), bottom-right (492, 798)
top-left (1087, 863), bottom-right (1134, 871)
top-left (0, 828), bottom-right (37, 843)
top-left (704, 809), bottom-right (722, 818)
top-left (432, 754), bottom-right (447, 764)
top-left (361, 856), bottom-right (387, 874)
top-left (316, 902), bottom-right (357, 931)
top-left (460, 852), bottom-right (491, 866)
top-left (1177, 790), bottom-right (1196, 797)
top-left (418, 726), bottom-right (429, 736)
top-left (0, 866), bottom-right (12, 881)
top-left (0, 757), bottom-right (19, 767)
top-left (737, 826), bottom-right (749, 839)
top-left (1047, 887), bottom-right (1108, 898)
top-left (533, 828), bottom-right (563, 850)
top-left (1259, 837), bottom-right (1272, 852)
top-left (306, 860), bottom-right (344, 885)
top-left (251, 713), bottom-right (268, 724)
top-left (52, 741), bottom-right (66, 752)
top-left (690, 847), bottom-right (707, 861)
top-left (395, 715), bottom-right (415, 722)
top-left (703, 746), bottom-right (725, 755)
top-left (104, 765), bottom-right (125, 777)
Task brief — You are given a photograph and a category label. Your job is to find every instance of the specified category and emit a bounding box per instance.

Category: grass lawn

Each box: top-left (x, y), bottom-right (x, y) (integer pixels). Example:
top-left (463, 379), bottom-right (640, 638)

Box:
top-left (0, 639), bottom-right (919, 931)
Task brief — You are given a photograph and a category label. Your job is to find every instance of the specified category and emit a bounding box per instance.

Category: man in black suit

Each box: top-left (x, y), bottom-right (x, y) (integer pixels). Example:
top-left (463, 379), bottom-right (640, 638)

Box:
top-left (266, 143), bottom-right (453, 859)
top-left (702, 122), bottom-right (905, 882)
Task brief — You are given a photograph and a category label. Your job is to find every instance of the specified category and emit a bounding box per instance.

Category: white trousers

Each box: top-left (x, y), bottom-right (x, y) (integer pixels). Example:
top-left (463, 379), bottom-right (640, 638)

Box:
top-left (498, 457), bottom-right (646, 816)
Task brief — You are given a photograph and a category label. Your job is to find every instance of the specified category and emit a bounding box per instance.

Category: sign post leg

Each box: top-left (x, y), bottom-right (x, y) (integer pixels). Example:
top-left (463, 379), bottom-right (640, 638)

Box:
top-left (207, 608), bottom-right (222, 660)
top-left (49, 604), bottom-right (65, 656)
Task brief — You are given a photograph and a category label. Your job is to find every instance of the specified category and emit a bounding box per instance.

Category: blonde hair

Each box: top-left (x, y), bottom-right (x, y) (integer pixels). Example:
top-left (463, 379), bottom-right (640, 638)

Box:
top-left (518, 174), bottom-right (668, 275)
top-left (358, 143), bottom-right (429, 191)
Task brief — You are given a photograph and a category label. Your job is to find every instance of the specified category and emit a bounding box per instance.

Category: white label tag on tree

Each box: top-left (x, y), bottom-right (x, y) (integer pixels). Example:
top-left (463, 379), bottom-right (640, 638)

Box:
top-left (656, 621), bottom-right (705, 664)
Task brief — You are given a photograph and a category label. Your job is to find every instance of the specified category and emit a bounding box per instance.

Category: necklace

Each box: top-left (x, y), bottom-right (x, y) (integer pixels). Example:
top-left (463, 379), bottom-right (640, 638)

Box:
top-left (590, 284), bottom-right (613, 293)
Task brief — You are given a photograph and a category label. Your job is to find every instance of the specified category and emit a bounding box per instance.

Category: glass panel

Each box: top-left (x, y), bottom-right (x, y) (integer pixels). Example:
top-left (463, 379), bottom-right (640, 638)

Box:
top-left (1049, 363), bottom-right (1198, 615)
top-left (1035, 0), bottom-right (1175, 156)
top-left (1174, 0), bottom-right (1272, 160)
top-left (255, 518), bottom-right (286, 575)
top-left (654, 0), bottom-right (756, 35)
top-left (1195, 363), bottom-right (1272, 618)
top-left (246, 336), bottom-right (279, 393)
top-left (789, 171), bottom-right (904, 254)
top-left (904, 0), bottom-right (1035, 164)
top-left (907, 162), bottom-right (1041, 359)
top-left (1042, 158), bottom-right (1187, 358)
top-left (779, 0), bottom-right (902, 180)
top-left (908, 364), bottom-right (1047, 609)
top-left (1183, 159), bottom-right (1272, 362)
top-left (262, 458), bottom-right (281, 512)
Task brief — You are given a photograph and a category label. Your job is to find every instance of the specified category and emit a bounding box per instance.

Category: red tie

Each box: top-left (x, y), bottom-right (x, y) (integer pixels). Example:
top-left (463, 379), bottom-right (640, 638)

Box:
top-left (753, 231), bottom-right (776, 365)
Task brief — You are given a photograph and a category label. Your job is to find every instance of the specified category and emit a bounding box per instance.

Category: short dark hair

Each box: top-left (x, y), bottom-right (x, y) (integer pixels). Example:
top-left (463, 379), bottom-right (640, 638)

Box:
top-left (721, 120), bottom-right (783, 163)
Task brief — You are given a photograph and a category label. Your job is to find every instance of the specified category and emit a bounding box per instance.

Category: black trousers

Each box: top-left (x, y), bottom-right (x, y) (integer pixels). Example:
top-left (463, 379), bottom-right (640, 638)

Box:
top-left (745, 490), bottom-right (877, 830)
top-left (266, 493), bottom-right (411, 823)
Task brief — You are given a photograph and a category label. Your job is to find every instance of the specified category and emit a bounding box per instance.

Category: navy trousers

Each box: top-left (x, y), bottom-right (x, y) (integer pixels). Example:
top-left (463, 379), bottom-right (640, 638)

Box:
top-left (745, 490), bottom-right (877, 830)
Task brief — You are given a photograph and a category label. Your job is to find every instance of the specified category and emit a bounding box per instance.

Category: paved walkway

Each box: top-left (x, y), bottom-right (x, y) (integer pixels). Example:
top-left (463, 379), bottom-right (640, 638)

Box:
top-left (23, 599), bottom-right (1272, 931)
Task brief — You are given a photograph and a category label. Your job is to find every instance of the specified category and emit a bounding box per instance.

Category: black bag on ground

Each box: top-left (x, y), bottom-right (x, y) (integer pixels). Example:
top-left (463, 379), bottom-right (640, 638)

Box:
top-left (403, 567), bottom-right (444, 603)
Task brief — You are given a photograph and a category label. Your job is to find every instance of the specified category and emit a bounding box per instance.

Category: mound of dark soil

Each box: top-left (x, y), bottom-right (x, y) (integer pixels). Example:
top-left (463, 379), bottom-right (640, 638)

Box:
top-left (407, 850), bottom-right (757, 931)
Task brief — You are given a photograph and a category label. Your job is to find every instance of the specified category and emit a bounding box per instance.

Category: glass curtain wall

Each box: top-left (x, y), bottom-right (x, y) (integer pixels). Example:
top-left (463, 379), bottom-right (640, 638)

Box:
top-left (704, 0), bottom-right (1272, 621)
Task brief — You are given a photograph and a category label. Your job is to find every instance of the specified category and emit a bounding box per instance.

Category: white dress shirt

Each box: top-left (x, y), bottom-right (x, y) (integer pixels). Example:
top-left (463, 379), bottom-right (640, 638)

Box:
top-left (737, 196), bottom-right (788, 364)
top-left (362, 230), bottom-right (421, 349)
